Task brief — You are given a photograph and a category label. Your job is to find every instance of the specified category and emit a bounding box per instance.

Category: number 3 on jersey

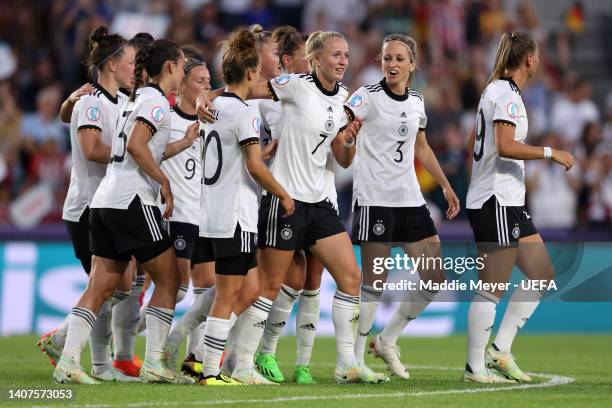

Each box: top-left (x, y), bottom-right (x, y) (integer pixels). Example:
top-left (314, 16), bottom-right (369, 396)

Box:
top-left (473, 109), bottom-right (485, 162)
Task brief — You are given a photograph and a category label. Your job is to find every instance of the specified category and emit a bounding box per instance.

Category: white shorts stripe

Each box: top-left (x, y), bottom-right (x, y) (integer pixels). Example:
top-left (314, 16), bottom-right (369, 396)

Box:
top-left (502, 206), bottom-right (509, 245)
top-left (364, 206), bottom-right (370, 241)
top-left (141, 202), bottom-right (160, 241)
top-left (266, 197), bottom-right (275, 246)
top-left (495, 201), bottom-right (503, 246)
top-left (271, 197), bottom-right (279, 246)
top-left (148, 205), bottom-right (163, 241)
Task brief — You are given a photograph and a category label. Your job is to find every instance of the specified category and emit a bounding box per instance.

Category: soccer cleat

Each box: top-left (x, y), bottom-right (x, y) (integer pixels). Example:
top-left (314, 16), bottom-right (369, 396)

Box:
top-left (91, 366), bottom-right (141, 382)
top-left (358, 363), bottom-right (390, 383)
top-left (255, 352), bottom-right (285, 383)
top-left (463, 366), bottom-right (516, 383)
top-left (334, 365), bottom-right (386, 384)
top-left (368, 335), bottom-right (410, 379)
top-left (293, 365), bottom-right (315, 384)
top-left (37, 330), bottom-right (62, 367)
top-left (181, 353), bottom-right (202, 377)
top-left (113, 359), bottom-right (142, 377)
top-left (486, 345), bottom-right (532, 382)
top-left (232, 366), bottom-right (279, 385)
top-left (198, 372), bottom-right (243, 386)
top-left (53, 361), bottom-right (100, 385)
top-left (139, 359), bottom-right (195, 384)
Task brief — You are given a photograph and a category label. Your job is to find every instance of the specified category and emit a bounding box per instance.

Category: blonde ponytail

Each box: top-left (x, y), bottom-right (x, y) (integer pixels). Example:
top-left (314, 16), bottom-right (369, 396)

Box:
top-left (488, 32), bottom-right (537, 84)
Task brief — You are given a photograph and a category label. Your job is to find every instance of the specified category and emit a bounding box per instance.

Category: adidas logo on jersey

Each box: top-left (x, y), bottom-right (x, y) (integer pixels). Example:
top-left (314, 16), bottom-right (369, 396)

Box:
top-left (299, 323), bottom-right (316, 331)
top-left (400, 112), bottom-right (406, 118)
top-left (327, 106), bottom-right (333, 112)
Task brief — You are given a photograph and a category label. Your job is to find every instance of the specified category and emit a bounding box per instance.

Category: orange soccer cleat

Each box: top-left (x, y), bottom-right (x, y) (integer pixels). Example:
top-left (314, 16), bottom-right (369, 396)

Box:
top-left (112, 355), bottom-right (143, 378)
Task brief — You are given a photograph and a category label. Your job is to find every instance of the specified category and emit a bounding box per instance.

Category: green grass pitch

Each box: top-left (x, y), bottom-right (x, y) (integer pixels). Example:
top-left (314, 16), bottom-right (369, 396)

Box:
top-left (1, 334), bottom-right (611, 407)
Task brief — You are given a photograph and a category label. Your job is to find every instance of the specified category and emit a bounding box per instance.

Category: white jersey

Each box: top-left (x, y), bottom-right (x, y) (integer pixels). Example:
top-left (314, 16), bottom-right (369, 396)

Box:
top-left (159, 107), bottom-right (201, 225)
top-left (345, 79), bottom-right (427, 208)
top-left (63, 83), bottom-right (122, 221)
top-left (199, 92), bottom-right (260, 238)
top-left (92, 84), bottom-right (172, 209)
top-left (267, 72), bottom-right (348, 203)
top-left (466, 78), bottom-right (528, 209)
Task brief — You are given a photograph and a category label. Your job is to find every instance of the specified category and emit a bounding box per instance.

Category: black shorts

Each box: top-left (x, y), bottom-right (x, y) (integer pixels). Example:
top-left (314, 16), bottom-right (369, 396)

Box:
top-left (200, 223), bottom-right (257, 275)
top-left (258, 195), bottom-right (345, 250)
top-left (192, 236), bottom-right (215, 265)
top-left (65, 208), bottom-right (91, 268)
top-left (89, 196), bottom-right (172, 263)
top-left (467, 195), bottom-right (538, 248)
top-left (166, 221), bottom-right (199, 260)
top-left (351, 204), bottom-right (437, 244)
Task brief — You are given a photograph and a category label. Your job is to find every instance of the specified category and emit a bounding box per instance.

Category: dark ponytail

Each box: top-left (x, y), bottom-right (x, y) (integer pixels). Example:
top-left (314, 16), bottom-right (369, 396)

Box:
top-left (273, 26), bottom-right (308, 70)
top-left (85, 26), bottom-right (128, 82)
top-left (130, 39), bottom-right (182, 101)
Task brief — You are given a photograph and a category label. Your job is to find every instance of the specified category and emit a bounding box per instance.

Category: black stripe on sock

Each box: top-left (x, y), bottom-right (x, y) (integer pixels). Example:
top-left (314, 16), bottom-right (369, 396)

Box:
top-left (147, 307), bottom-right (175, 320)
top-left (281, 286), bottom-right (299, 300)
top-left (146, 308), bottom-right (173, 326)
top-left (252, 302), bottom-right (271, 314)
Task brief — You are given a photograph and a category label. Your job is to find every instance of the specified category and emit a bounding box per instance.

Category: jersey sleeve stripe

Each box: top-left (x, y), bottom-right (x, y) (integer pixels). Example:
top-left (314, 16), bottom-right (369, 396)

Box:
top-left (492, 119), bottom-right (517, 128)
top-left (239, 137), bottom-right (260, 147)
top-left (135, 116), bottom-right (158, 135)
top-left (266, 81), bottom-right (279, 102)
top-left (77, 124), bottom-right (103, 133)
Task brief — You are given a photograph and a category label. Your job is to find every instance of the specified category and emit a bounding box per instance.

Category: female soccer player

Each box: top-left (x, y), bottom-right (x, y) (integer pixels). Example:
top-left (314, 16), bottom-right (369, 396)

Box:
top-left (53, 39), bottom-right (197, 385)
top-left (236, 30), bottom-right (383, 384)
top-left (464, 32), bottom-right (573, 383)
top-left (255, 25), bottom-right (329, 385)
top-left (39, 26), bottom-right (138, 383)
top-left (346, 34), bottom-right (460, 379)
top-left (197, 28), bottom-right (294, 386)
top-left (159, 56), bottom-right (217, 373)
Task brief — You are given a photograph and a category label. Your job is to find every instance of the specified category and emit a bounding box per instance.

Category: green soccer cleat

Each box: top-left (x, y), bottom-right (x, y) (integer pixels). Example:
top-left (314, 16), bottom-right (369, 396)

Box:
top-left (255, 353), bottom-right (285, 383)
top-left (293, 365), bottom-right (316, 384)
top-left (486, 345), bottom-right (532, 382)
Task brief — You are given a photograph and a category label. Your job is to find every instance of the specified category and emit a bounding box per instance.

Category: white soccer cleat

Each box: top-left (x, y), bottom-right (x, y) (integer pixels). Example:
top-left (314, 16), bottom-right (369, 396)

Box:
top-left (368, 335), bottom-right (410, 379)
top-left (91, 366), bottom-right (141, 382)
top-left (463, 366), bottom-right (516, 383)
top-left (53, 361), bottom-right (100, 385)
top-left (485, 345), bottom-right (532, 382)
top-left (232, 366), bottom-right (279, 385)
top-left (357, 362), bottom-right (390, 383)
top-left (334, 365), bottom-right (387, 384)
top-left (139, 359), bottom-right (195, 384)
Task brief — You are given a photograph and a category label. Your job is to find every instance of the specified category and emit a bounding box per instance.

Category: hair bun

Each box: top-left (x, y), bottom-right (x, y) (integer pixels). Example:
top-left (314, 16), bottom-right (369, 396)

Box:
top-left (249, 24), bottom-right (264, 34)
top-left (90, 26), bottom-right (108, 44)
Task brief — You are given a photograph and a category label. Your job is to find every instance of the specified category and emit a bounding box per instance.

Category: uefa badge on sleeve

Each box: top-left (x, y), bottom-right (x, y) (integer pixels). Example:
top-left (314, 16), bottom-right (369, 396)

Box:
top-left (274, 74), bottom-right (290, 85)
top-left (506, 102), bottom-right (519, 119)
top-left (151, 106), bottom-right (166, 122)
top-left (86, 106), bottom-right (100, 121)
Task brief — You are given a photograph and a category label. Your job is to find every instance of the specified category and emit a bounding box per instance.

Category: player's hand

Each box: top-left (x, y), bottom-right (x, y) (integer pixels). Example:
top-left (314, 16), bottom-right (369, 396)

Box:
top-left (344, 117), bottom-right (362, 146)
top-left (182, 121), bottom-right (200, 147)
top-left (443, 186), bottom-right (460, 220)
top-left (280, 195), bottom-right (295, 218)
top-left (196, 92), bottom-right (218, 123)
top-left (551, 149), bottom-right (574, 171)
top-left (69, 83), bottom-right (95, 104)
top-left (160, 180), bottom-right (174, 219)
top-left (261, 139), bottom-right (278, 161)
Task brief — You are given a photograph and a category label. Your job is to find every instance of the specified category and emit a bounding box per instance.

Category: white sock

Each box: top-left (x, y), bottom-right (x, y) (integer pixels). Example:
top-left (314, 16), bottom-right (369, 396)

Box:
top-left (332, 290), bottom-right (360, 370)
top-left (137, 303), bottom-right (148, 333)
top-left (60, 307), bottom-right (96, 367)
top-left (260, 285), bottom-right (301, 355)
top-left (89, 300), bottom-right (112, 374)
top-left (176, 284), bottom-right (189, 304)
top-left (186, 287), bottom-right (215, 356)
top-left (296, 288), bottom-right (320, 366)
top-left (493, 282), bottom-right (545, 352)
top-left (110, 290), bottom-right (131, 307)
top-left (233, 297), bottom-right (272, 371)
top-left (112, 274), bottom-right (145, 361)
top-left (201, 316), bottom-right (232, 378)
top-left (168, 286), bottom-right (215, 349)
top-left (467, 290), bottom-right (499, 373)
top-left (380, 288), bottom-right (438, 344)
top-left (192, 320), bottom-right (206, 361)
top-left (53, 315), bottom-right (70, 348)
top-left (144, 306), bottom-right (174, 362)
top-left (355, 285), bottom-right (381, 365)
top-left (213, 313), bottom-right (237, 371)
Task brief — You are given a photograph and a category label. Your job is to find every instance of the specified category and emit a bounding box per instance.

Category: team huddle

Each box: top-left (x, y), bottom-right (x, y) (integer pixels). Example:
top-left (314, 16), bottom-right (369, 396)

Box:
top-left (36, 23), bottom-right (574, 386)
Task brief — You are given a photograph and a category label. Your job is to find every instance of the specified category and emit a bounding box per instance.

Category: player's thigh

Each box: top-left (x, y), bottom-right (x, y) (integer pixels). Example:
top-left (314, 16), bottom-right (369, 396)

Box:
top-left (309, 232), bottom-right (360, 295)
top-left (191, 261), bottom-right (216, 288)
top-left (258, 247), bottom-right (295, 296)
top-left (141, 247), bottom-right (181, 290)
top-left (517, 233), bottom-right (555, 281)
top-left (403, 234), bottom-right (445, 283)
top-left (304, 250), bottom-right (324, 290)
top-left (87, 255), bottom-right (130, 299)
top-left (476, 245), bottom-right (518, 298)
top-left (361, 242), bottom-right (392, 287)
top-left (210, 274), bottom-right (246, 318)
top-left (283, 250), bottom-right (307, 291)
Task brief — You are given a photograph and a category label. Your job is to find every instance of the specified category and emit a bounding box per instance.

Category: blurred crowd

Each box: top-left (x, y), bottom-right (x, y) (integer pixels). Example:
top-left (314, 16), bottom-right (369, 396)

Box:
top-left (0, 0), bottom-right (611, 231)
